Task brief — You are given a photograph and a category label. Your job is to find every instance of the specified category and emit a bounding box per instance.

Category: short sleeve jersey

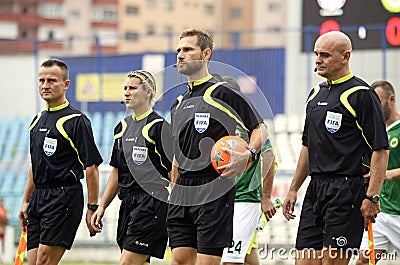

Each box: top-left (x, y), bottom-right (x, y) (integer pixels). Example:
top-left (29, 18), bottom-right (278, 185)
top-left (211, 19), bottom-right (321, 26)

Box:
top-left (170, 74), bottom-right (262, 179)
top-left (380, 120), bottom-right (400, 215)
top-left (110, 109), bottom-right (172, 197)
top-left (29, 101), bottom-right (103, 187)
top-left (302, 73), bottom-right (388, 176)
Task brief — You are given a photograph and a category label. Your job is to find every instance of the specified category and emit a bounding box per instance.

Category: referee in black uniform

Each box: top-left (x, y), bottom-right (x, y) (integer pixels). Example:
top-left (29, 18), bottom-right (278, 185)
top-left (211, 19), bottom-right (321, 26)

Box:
top-left (283, 31), bottom-right (389, 265)
top-left (91, 70), bottom-right (172, 265)
top-left (168, 28), bottom-right (265, 265)
top-left (18, 58), bottom-right (103, 264)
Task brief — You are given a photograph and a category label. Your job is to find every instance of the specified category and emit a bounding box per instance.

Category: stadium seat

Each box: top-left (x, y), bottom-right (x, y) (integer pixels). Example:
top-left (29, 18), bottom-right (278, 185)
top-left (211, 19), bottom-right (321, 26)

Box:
top-left (273, 114), bottom-right (288, 133)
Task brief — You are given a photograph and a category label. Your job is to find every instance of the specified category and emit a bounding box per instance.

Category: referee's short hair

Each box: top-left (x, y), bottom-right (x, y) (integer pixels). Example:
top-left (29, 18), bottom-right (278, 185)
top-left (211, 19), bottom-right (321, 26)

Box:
top-left (41, 58), bottom-right (69, 81)
top-left (180, 28), bottom-right (213, 60)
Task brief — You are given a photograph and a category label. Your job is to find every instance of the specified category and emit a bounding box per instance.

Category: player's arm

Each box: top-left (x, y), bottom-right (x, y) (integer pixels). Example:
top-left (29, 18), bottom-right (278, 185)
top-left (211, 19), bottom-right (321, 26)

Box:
top-left (170, 156), bottom-right (180, 186)
top-left (247, 122), bottom-right (268, 161)
top-left (361, 147), bottom-right (389, 229)
top-left (91, 167), bottom-right (119, 233)
top-left (283, 145), bottom-right (309, 221)
top-left (259, 122), bottom-right (276, 218)
top-left (385, 168), bottom-right (400, 180)
top-left (18, 163), bottom-right (35, 227)
top-left (248, 123), bottom-right (266, 153)
top-left (85, 163), bottom-right (100, 237)
top-left (261, 150), bottom-right (277, 219)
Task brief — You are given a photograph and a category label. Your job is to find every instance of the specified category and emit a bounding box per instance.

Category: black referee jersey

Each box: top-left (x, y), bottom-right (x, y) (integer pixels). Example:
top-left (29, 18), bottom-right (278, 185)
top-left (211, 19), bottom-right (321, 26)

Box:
top-left (303, 73), bottom-right (388, 176)
top-left (170, 74), bottom-right (262, 179)
top-left (110, 109), bottom-right (172, 197)
top-left (29, 101), bottom-right (103, 187)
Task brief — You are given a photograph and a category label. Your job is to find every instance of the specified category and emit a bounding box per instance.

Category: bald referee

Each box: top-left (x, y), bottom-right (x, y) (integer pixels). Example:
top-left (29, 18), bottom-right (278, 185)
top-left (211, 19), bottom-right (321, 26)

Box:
top-left (283, 31), bottom-right (389, 265)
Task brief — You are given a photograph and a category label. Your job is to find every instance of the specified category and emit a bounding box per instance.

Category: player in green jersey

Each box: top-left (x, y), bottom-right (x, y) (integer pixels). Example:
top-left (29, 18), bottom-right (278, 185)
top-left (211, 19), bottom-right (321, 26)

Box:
top-left (357, 80), bottom-right (400, 264)
top-left (221, 77), bottom-right (278, 265)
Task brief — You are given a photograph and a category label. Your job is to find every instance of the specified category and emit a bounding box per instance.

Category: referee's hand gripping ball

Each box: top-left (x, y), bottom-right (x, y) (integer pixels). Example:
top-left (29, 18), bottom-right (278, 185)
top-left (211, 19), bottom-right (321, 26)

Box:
top-left (211, 135), bottom-right (250, 178)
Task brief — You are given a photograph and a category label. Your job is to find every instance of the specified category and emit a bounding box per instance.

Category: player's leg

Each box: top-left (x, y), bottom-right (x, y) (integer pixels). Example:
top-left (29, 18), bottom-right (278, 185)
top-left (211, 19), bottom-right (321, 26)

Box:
top-left (244, 231), bottom-right (260, 265)
top-left (27, 184), bottom-right (83, 265)
top-left (321, 247), bottom-right (351, 265)
top-left (168, 177), bottom-right (201, 265)
top-left (171, 247), bottom-right (197, 265)
top-left (120, 250), bottom-right (149, 265)
top-left (197, 252), bottom-right (222, 265)
top-left (27, 248), bottom-right (38, 265)
top-left (167, 204), bottom-right (197, 265)
top-left (244, 248), bottom-right (260, 265)
top-left (321, 176), bottom-right (365, 265)
top-left (197, 189), bottom-right (235, 265)
top-left (26, 190), bottom-right (40, 265)
top-left (295, 178), bottom-right (324, 265)
top-left (222, 202), bottom-right (260, 265)
top-left (167, 196), bottom-right (197, 265)
top-left (35, 244), bottom-right (65, 265)
top-left (295, 249), bottom-right (322, 265)
top-left (121, 193), bottom-right (169, 265)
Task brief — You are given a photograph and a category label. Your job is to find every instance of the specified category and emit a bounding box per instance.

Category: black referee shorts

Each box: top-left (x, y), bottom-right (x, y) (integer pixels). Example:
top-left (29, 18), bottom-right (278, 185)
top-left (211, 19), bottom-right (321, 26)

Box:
top-left (296, 175), bottom-right (365, 250)
top-left (27, 183), bottom-right (83, 250)
top-left (167, 176), bottom-right (235, 256)
top-left (117, 192), bottom-right (168, 259)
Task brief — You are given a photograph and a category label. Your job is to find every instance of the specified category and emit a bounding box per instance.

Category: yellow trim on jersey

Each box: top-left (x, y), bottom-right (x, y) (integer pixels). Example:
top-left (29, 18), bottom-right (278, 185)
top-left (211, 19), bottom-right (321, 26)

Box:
top-left (133, 108), bottom-right (153, 121)
top-left (330, 72), bottom-right (353, 85)
top-left (143, 119), bottom-right (162, 145)
top-left (114, 119), bottom-right (127, 139)
top-left (142, 118), bottom-right (168, 171)
top-left (29, 111), bottom-right (42, 131)
top-left (175, 95), bottom-right (184, 110)
top-left (56, 113), bottom-right (83, 166)
top-left (192, 74), bottom-right (213, 87)
top-left (204, 81), bottom-right (250, 132)
top-left (340, 86), bottom-right (372, 149)
top-left (306, 74), bottom-right (353, 105)
top-left (306, 85), bottom-right (320, 105)
top-left (47, 100), bottom-right (69, 111)
top-left (69, 170), bottom-right (78, 180)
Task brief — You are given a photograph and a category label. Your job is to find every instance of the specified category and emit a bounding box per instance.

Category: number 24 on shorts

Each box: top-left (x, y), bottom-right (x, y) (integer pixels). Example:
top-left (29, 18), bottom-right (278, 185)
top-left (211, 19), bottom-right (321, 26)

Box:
top-left (227, 240), bottom-right (243, 254)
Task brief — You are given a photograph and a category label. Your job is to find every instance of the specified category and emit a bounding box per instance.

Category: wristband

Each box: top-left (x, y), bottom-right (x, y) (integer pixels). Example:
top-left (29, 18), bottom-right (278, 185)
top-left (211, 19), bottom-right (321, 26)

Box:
top-left (246, 147), bottom-right (257, 162)
top-left (87, 203), bottom-right (99, 211)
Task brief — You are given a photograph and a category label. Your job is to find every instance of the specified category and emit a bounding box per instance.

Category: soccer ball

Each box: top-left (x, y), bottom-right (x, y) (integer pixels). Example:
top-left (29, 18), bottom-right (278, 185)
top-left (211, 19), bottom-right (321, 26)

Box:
top-left (210, 135), bottom-right (249, 173)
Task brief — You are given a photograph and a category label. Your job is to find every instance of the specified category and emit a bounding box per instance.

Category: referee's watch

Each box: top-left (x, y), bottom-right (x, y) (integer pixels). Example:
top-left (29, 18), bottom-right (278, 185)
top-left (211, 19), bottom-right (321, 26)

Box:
top-left (246, 147), bottom-right (257, 162)
top-left (365, 194), bottom-right (380, 203)
top-left (87, 203), bottom-right (99, 211)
